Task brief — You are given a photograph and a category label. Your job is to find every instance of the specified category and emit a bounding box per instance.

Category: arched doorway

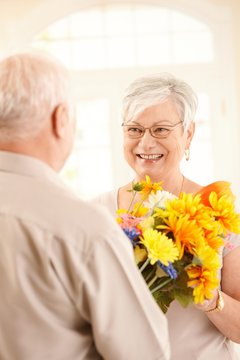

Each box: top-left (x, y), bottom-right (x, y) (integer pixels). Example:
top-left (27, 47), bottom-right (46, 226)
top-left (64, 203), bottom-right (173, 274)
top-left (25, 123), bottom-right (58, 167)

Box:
top-left (22, 1), bottom-right (237, 199)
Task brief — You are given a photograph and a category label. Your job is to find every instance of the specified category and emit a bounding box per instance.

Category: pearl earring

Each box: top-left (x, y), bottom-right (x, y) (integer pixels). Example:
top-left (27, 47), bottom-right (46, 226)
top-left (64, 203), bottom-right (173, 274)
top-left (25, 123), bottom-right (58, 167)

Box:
top-left (185, 148), bottom-right (190, 161)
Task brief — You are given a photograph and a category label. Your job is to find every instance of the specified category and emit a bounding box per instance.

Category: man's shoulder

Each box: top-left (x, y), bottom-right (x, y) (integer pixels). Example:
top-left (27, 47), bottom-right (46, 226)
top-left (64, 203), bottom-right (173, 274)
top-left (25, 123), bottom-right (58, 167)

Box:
top-left (1, 171), bottom-right (117, 242)
top-left (31, 181), bottom-right (118, 238)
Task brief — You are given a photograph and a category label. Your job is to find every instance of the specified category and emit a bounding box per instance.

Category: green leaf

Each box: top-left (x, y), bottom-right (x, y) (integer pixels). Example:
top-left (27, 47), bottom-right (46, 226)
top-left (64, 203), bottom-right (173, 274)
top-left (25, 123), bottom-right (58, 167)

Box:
top-left (132, 183), bottom-right (144, 192)
top-left (153, 289), bottom-right (174, 314)
top-left (141, 262), bottom-right (156, 279)
top-left (156, 265), bottom-right (168, 278)
top-left (173, 287), bottom-right (193, 308)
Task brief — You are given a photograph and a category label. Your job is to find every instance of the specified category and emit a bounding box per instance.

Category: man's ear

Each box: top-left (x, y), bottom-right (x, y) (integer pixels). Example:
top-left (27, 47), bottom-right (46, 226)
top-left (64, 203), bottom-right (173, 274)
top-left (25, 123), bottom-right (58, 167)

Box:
top-left (51, 104), bottom-right (69, 139)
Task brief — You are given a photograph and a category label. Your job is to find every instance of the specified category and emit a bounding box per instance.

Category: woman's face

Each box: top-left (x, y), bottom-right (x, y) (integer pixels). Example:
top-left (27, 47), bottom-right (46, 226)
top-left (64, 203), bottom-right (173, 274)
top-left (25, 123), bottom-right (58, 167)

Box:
top-left (123, 98), bottom-right (194, 182)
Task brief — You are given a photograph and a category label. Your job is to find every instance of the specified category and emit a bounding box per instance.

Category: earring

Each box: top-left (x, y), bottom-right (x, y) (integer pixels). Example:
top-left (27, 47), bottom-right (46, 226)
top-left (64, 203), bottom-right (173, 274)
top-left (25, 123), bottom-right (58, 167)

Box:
top-left (185, 148), bottom-right (190, 161)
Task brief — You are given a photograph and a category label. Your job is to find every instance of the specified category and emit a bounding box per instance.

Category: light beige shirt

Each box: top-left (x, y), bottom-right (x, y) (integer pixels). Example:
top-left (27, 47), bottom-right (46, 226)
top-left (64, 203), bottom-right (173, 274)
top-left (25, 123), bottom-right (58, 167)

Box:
top-left (0, 152), bottom-right (170, 360)
top-left (94, 189), bottom-right (240, 360)
top-left (0, 152), bottom-right (169, 360)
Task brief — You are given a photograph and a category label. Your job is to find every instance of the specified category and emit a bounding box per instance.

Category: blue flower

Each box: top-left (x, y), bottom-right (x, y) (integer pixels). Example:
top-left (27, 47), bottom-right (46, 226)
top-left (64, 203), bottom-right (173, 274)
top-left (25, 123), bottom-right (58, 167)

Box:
top-left (123, 228), bottom-right (141, 246)
top-left (157, 261), bottom-right (178, 279)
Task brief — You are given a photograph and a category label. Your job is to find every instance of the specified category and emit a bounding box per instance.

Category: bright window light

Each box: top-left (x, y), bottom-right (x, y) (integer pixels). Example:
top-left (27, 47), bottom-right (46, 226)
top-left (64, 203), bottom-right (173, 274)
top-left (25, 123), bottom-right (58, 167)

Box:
top-left (33, 4), bottom-right (214, 70)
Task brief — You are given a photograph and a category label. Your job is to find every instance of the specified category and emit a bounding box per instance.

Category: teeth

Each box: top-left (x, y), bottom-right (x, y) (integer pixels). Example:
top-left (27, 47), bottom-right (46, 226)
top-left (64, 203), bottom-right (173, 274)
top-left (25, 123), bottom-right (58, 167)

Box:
top-left (139, 154), bottom-right (163, 160)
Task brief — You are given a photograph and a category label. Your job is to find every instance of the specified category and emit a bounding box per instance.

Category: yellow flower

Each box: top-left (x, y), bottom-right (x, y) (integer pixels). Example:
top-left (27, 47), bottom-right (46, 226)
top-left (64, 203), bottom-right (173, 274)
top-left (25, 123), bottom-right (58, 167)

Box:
top-left (158, 193), bottom-right (215, 231)
top-left (139, 216), bottom-right (155, 231)
top-left (208, 192), bottom-right (240, 234)
top-left (157, 214), bottom-right (203, 259)
top-left (187, 244), bottom-right (220, 303)
top-left (116, 176), bottom-right (240, 312)
top-left (116, 208), bottom-right (127, 224)
top-left (164, 193), bottom-right (204, 218)
top-left (138, 175), bottom-right (163, 199)
top-left (204, 229), bottom-right (224, 252)
top-left (132, 202), bottom-right (149, 217)
top-left (140, 228), bottom-right (179, 266)
top-left (134, 245), bottom-right (148, 265)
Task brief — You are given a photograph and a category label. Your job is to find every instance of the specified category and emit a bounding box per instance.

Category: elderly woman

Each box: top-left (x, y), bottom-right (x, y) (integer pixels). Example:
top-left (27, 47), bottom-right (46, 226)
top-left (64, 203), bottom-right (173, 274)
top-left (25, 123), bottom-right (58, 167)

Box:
top-left (94, 73), bottom-right (240, 359)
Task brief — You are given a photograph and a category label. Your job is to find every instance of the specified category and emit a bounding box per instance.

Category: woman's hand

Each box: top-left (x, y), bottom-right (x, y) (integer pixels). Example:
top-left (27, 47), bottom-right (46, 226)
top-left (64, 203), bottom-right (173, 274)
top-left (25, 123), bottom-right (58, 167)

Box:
top-left (194, 289), bottom-right (220, 312)
top-left (194, 246), bottom-right (240, 344)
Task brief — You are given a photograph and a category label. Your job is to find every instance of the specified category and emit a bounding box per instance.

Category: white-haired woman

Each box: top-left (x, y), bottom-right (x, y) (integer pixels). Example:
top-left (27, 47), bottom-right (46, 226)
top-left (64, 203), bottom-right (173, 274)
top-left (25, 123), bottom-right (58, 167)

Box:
top-left (94, 73), bottom-right (240, 359)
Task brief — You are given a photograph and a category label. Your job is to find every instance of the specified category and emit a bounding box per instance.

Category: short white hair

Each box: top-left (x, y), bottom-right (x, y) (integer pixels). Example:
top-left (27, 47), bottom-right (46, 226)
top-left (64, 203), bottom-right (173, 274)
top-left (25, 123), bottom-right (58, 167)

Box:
top-left (122, 73), bottom-right (198, 130)
top-left (0, 52), bottom-right (71, 142)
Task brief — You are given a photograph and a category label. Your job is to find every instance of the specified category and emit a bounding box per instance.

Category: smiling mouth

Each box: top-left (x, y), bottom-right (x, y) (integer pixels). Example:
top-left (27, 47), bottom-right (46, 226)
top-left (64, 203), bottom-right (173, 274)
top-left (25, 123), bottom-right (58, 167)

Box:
top-left (137, 154), bottom-right (164, 160)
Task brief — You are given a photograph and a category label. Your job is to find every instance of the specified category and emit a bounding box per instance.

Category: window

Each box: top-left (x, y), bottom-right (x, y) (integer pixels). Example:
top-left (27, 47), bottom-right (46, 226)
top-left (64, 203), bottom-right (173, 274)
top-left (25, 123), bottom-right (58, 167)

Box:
top-left (33, 4), bottom-right (214, 70)
top-left (60, 98), bottom-right (113, 199)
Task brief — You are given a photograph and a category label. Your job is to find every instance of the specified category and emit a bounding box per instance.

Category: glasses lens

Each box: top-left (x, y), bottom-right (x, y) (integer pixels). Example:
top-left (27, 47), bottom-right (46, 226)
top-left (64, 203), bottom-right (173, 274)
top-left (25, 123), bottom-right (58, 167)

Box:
top-left (124, 125), bottom-right (144, 138)
top-left (151, 126), bottom-right (171, 138)
top-left (123, 121), bottom-right (183, 139)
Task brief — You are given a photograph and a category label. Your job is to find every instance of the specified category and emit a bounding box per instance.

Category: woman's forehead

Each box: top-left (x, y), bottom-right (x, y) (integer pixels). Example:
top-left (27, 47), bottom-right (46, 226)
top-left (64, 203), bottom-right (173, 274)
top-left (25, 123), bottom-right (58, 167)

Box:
top-left (129, 101), bottom-right (181, 123)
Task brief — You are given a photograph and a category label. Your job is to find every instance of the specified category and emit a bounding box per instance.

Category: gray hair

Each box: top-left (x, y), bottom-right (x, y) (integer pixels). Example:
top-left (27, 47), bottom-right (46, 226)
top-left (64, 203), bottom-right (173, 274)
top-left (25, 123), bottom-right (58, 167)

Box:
top-left (0, 52), bottom-right (71, 142)
top-left (122, 73), bottom-right (198, 130)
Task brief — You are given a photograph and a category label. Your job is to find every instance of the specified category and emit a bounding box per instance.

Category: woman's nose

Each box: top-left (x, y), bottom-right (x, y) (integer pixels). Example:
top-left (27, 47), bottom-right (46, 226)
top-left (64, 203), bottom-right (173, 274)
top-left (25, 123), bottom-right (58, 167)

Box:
top-left (139, 129), bottom-right (158, 147)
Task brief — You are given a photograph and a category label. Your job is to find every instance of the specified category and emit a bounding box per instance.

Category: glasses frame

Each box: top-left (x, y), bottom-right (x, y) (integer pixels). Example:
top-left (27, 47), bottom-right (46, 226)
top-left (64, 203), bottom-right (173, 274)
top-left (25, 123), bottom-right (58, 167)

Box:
top-left (121, 120), bottom-right (183, 139)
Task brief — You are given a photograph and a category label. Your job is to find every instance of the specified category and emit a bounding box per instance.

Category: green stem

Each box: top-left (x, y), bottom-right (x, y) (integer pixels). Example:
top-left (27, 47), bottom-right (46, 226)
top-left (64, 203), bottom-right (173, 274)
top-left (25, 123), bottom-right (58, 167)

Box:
top-left (151, 278), bottom-right (172, 294)
top-left (127, 191), bottom-right (137, 213)
top-left (145, 268), bottom-right (157, 282)
top-left (139, 258), bottom-right (150, 272)
top-left (147, 275), bottom-right (158, 288)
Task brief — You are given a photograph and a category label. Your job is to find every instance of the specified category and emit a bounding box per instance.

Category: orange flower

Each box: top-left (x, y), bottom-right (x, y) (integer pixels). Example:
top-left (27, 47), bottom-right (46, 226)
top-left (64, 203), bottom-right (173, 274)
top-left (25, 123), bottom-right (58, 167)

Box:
top-left (196, 181), bottom-right (235, 207)
top-left (204, 229), bottom-right (224, 252)
top-left (157, 214), bottom-right (203, 259)
top-left (187, 265), bottom-right (219, 304)
top-left (164, 193), bottom-right (204, 218)
top-left (187, 244), bottom-right (220, 303)
top-left (162, 193), bottom-right (217, 231)
top-left (208, 192), bottom-right (240, 234)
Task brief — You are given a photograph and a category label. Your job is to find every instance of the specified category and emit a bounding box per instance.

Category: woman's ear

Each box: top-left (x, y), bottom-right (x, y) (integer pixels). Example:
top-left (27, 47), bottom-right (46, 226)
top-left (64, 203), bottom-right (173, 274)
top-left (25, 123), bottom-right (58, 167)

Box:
top-left (186, 121), bottom-right (195, 148)
top-left (51, 104), bottom-right (69, 139)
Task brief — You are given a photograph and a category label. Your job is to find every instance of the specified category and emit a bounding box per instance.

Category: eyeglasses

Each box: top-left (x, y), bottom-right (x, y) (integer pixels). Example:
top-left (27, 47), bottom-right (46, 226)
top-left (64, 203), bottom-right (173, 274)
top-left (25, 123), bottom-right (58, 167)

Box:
top-left (122, 120), bottom-right (183, 139)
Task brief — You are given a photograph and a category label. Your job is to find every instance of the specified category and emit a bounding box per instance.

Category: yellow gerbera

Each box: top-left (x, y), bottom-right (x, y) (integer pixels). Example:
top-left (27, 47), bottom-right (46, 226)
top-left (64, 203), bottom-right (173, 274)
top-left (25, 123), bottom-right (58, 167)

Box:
top-left (187, 265), bottom-right (219, 304)
top-left (208, 193), bottom-right (240, 234)
top-left (204, 229), bottom-right (224, 252)
top-left (164, 193), bottom-right (204, 218)
top-left (157, 214), bottom-right (203, 259)
top-left (187, 244), bottom-right (220, 303)
top-left (195, 243), bottom-right (221, 271)
top-left (155, 193), bottom-right (217, 233)
top-left (140, 228), bottom-right (179, 266)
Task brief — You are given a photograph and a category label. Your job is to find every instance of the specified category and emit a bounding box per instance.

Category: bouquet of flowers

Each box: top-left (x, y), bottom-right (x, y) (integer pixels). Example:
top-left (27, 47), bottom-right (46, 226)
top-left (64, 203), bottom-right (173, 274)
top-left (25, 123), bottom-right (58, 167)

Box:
top-left (117, 176), bottom-right (240, 313)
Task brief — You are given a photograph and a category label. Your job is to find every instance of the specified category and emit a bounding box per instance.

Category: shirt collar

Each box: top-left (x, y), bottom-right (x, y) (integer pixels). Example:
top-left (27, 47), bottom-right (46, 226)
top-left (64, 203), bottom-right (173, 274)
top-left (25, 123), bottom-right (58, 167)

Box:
top-left (0, 151), bottom-right (64, 187)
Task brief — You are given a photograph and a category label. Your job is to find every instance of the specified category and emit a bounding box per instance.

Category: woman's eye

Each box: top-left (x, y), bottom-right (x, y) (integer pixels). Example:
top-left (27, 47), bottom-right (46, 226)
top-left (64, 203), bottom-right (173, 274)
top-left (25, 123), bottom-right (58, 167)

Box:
top-left (154, 127), bottom-right (169, 134)
top-left (128, 127), bottom-right (142, 133)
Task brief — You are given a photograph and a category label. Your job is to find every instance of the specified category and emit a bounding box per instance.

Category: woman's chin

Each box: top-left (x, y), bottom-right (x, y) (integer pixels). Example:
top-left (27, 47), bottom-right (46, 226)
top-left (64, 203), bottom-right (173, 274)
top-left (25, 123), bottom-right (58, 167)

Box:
top-left (136, 167), bottom-right (164, 181)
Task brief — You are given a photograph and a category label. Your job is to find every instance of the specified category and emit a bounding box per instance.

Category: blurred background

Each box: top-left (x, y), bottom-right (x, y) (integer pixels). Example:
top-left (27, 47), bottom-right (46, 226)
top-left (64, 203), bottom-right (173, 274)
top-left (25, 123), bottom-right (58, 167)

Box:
top-left (0, 0), bottom-right (239, 355)
top-left (0, 0), bottom-right (239, 204)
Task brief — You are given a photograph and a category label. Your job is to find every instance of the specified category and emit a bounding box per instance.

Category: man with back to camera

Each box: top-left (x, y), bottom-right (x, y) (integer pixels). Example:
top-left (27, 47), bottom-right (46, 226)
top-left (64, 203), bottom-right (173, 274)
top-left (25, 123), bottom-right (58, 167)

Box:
top-left (0, 52), bottom-right (170, 360)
